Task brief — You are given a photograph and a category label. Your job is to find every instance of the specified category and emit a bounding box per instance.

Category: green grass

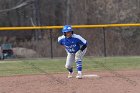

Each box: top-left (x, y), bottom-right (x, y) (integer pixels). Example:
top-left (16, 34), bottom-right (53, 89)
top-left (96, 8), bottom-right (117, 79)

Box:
top-left (0, 56), bottom-right (140, 76)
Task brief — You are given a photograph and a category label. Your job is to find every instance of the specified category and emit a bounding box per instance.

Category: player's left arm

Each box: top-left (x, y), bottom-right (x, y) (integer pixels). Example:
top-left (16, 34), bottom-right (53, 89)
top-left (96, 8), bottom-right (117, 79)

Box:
top-left (75, 35), bottom-right (87, 60)
top-left (80, 44), bottom-right (87, 51)
top-left (77, 35), bottom-right (87, 51)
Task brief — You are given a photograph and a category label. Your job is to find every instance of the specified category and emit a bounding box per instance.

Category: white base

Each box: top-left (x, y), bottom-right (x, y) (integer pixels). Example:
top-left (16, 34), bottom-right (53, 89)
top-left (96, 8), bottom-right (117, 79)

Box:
top-left (82, 74), bottom-right (100, 78)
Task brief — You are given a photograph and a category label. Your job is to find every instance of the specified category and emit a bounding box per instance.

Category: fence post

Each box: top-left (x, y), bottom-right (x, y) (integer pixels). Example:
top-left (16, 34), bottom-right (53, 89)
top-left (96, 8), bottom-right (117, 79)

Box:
top-left (49, 29), bottom-right (53, 59)
top-left (103, 28), bottom-right (107, 57)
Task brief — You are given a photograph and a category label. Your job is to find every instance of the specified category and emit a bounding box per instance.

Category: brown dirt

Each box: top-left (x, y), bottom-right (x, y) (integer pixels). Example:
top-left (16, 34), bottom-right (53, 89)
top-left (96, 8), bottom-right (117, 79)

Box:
top-left (0, 70), bottom-right (140, 93)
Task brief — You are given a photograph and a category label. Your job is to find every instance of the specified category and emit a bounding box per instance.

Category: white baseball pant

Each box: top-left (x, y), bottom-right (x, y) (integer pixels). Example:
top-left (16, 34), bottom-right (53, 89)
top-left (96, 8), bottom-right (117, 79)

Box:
top-left (65, 48), bottom-right (87, 69)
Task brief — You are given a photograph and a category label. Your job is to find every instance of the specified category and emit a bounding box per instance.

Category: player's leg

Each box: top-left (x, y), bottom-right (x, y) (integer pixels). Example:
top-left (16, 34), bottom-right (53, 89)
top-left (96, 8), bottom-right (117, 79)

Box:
top-left (65, 52), bottom-right (75, 78)
top-left (75, 48), bottom-right (87, 79)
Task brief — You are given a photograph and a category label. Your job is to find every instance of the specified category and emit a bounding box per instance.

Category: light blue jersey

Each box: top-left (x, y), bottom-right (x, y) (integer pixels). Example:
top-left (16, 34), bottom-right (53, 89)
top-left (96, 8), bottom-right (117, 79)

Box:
top-left (58, 34), bottom-right (87, 53)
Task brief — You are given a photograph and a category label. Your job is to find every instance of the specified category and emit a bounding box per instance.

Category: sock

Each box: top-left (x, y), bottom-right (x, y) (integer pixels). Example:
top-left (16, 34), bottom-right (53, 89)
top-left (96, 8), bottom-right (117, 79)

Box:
top-left (78, 71), bottom-right (82, 74)
top-left (76, 61), bottom-right (82, 72)
top-left (67, 68), bottom-right (73, 73)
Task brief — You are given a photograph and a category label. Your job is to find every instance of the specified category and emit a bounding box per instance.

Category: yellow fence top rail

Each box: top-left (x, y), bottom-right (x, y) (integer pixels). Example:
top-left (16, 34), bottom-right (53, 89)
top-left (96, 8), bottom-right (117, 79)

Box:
top-left (0, 23), bottom-right (140, 31)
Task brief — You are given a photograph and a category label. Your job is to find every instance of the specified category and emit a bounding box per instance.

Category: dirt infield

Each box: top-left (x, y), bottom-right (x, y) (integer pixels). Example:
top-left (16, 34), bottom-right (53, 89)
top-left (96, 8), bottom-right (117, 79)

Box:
top-left (0, 70), bottom-right (140, 93)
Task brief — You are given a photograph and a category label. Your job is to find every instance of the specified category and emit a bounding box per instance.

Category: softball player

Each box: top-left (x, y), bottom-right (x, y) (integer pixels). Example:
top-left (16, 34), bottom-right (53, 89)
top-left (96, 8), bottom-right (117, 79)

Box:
top-left (58, 25), bottom-right (87, 79)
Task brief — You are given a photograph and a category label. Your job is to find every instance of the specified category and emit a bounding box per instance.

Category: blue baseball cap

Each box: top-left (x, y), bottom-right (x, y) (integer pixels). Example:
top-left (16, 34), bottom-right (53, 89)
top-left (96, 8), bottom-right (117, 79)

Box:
top-left (62, 25), bottom-right (73, 33)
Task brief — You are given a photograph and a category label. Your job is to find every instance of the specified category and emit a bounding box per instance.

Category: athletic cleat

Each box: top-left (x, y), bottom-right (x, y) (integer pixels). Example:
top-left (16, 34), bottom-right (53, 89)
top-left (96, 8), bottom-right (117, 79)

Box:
top-left (68, 72), bottom-right (73, 78)
top-left (76, 73), bottom-right (82, 79)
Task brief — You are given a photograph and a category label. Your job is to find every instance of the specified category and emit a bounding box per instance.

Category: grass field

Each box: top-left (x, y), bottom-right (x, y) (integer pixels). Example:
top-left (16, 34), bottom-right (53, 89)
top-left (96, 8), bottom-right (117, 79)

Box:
top-left (0, 56), bottom-right (140, 76)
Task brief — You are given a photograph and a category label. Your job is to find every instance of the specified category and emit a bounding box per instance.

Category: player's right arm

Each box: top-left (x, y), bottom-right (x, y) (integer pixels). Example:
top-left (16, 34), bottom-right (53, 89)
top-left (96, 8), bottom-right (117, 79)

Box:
top-left (58, 36), bottom-right (63, 45)
top-left (58, 36), bottom-right (66, 49)
top-left (58, 35), bottom-right (65, 46)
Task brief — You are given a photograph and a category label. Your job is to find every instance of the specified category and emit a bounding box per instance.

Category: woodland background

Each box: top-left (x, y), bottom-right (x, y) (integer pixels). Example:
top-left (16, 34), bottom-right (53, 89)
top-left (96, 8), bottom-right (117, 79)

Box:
top-left (0, 0), bottom-right (140, 57)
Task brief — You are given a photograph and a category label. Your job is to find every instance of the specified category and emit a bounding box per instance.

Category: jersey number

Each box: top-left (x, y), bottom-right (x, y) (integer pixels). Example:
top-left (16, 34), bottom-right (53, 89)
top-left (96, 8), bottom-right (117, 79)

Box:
top-left (69, 48), bottom-right (75, 52)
